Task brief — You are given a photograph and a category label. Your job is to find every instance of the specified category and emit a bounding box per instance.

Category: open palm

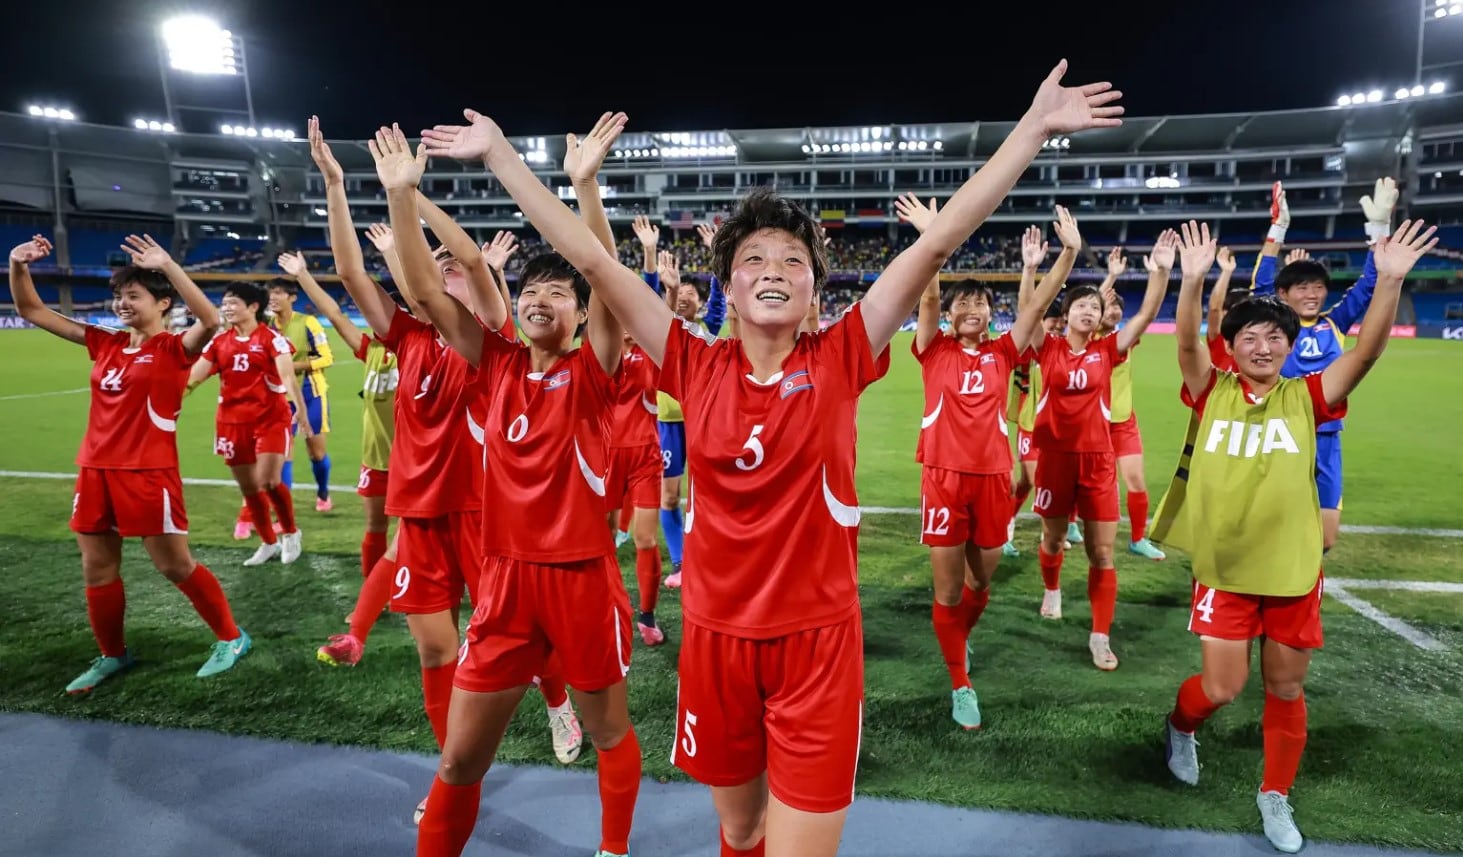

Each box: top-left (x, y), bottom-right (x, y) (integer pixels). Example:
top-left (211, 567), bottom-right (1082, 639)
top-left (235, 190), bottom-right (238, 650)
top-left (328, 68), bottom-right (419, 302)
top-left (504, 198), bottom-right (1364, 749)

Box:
top-left (308, 115), bottom-right (344, 184)
top-left (564, 112), bottom-right (627, 183)
top-left (1027, 59), bottom-right (1124, 137)
top-left (123, 234), bottom-right (170, 269)
top-left (1374, 220), bottom-right (1439, 278)
top-left (421, 109), bottom-right (506, 162)
top-left (894, 193), bottom-right (938, 234)
top-left (369, 125), bottom-right (426, 191)
top-left (10, 235), bottom-right (52, 264)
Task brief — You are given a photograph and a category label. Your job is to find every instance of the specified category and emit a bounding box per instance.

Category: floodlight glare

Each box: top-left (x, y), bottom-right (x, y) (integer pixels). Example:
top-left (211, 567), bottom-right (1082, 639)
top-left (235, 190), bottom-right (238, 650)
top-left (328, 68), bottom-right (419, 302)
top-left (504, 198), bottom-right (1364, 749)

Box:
top-left (163, 16), bottom-right (239, 75)
top-left (1429, 81), bottom-right (1446, 94)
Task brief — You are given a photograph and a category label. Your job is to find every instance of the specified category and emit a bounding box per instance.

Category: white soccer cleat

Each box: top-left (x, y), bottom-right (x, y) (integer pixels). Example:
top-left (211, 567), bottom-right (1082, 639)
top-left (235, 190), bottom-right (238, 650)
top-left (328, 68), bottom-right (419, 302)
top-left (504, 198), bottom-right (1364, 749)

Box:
top-left (1257, 790), bottom-right (1304, 853)
top-left (1040, 589), bottom-right (1062, 620)
top-left (413, 796), bottom-right (427, 825)
top-left (243, 542), bottom-right (281, 567)
top-left (1089, 632), bottom-right (1119, 671)
top-left (1164, 719), bottom-right (1200, 785)
top-left (279, 529), bottom-right (302, 564)
top-left (548, 704), bottom-right (583, 765)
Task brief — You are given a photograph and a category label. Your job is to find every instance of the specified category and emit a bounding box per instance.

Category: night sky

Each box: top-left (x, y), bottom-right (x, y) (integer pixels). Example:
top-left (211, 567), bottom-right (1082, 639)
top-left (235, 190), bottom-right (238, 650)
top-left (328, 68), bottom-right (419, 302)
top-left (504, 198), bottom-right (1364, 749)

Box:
top-left (0, 0), bottom-right (1439, 140)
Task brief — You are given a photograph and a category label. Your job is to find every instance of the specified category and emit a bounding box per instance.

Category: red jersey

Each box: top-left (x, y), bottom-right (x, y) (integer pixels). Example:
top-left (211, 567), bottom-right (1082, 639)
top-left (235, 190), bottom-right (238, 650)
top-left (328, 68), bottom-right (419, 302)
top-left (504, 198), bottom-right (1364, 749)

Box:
top-left (201, 326), bottom-right (293, 426)
top-left (472, 331), bottom-right (619, 563)
top-left (610, 345), bottom-right (660, 449)
top-left (913, 331), bottom-right (1025, 475)
top-left (659, 303), bottom-right (891, 639)
top-left (378, 312), bottom-right (485, 518)
top-left (1033, 333), bottom-right (1126, 454)
top-left (1208, 334), bottom-right (1235, 373)
top-left (77, 326), bottom-right (197, 470)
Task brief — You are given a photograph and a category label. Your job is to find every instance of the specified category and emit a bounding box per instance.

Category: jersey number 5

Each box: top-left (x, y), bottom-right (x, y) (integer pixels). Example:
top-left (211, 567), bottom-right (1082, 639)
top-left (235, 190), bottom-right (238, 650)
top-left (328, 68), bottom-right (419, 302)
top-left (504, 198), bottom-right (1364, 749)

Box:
top-left (735, 424), bottom-right (765, 471)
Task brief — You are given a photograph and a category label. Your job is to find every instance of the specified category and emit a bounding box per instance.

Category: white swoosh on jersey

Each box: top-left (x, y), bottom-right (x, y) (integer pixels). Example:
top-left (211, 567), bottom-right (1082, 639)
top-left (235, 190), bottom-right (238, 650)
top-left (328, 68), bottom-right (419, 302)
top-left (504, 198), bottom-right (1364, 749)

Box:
top-left (640, 394), bottom-right (658, 415)
top-left (1035, 391), bottom-right (1049, 415)
top-left (574, 438), bottom-right (607, 497)
top-left (1099, 398), bottom-right (1112, 422)
top-left (920, 393), bottom-right (944, 429)
top-left (683, 477), bottom-right (694, 533)
top-left (821, 466), bottom-right (860, 528)
top-left (465, 408), bottom-right (485, 445)
top-left (266, 380), bottom-right (287, 394)
top-left (147, 398), bottom-right (177, 432)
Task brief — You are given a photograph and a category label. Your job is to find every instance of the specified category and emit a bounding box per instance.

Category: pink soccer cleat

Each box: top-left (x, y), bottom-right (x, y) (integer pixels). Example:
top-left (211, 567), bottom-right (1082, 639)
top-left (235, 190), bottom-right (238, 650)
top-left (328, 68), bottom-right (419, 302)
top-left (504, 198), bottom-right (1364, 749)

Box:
top-left (233, 520), bottom-right (253, 540)
top-left (315, 497), bottom-right (333, 513)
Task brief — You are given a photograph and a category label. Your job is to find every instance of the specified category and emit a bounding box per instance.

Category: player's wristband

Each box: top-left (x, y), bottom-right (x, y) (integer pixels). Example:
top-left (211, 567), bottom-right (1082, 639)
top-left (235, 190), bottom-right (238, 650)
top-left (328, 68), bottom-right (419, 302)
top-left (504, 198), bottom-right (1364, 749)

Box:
top-left (1364, 221), bottom-right (1390, 245)
top-left (1266, 224), bottom-right (1288, 243)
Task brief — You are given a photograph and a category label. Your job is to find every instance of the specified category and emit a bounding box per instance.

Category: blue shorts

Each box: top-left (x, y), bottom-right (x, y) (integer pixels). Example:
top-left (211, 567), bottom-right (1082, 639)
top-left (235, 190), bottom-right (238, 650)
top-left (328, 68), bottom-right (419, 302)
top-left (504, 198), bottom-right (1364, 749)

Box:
top-left (288, 391), bottom-right (330, 436)
top-left (658, 421), bottom-right (686, 478)
top-left (1315, 431), bottom-right (1342, 511)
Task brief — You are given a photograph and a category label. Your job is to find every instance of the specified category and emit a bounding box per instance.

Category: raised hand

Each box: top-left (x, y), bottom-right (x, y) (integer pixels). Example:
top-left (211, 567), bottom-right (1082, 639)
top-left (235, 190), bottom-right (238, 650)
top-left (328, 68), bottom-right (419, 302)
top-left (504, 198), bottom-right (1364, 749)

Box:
top-left (1270, 181), bottom-right (1290, 229)
top-left (369, 123), bottom-right (427, 191)
top-left (277, 251), bottom-right (308, 277)
top-left (1144, 229), bottom-right (1179, 272)
top-left (632, 215), bottom-right (659, 249)
top-left (1177, 221), bottom-right (1218, 276)
top-left (10, 234), bottom-right (53, 264)
top-left (564, 111), bottom-right (628, 183)
top-left (421, 109), bottom-right (508, 162)
top-left (696, 222), bottom-right (719, 250)
top-left (1217, 246), bottom-right (1236, 272)
top-left (1284, 247), bottom-right (1311, 265)
top-left (1021, 225), bottom-right (1049, 269)
top-left (122, 234), bottom-right (172, 270)
top-left (1106, 246), bottom-right (1127, 276)
top-left (1052, 205), bottom-right (1082, 250)
top-left (482, 230), bottom-right (518, 271)
top-left (1025, 59), bottom-right (1124, 137)
top-left (1360, 176), bottom-right (1399, 234)
top-left (364, 223), bottom-right (394, 253)
top-left (658, 250), bottom-right (681, 291)
top-left (308, 115), bottom-right (344, 184)
top-left (894, 193), bottom-right (938, 234)
top-left (1373, 219), bottom-right (1439, 280)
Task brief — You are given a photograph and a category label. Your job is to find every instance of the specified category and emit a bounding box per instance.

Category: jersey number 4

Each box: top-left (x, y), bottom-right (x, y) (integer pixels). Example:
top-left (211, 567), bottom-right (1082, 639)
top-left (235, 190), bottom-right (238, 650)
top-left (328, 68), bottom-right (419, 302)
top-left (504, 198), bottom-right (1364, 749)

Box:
top-left (99, 367), bottom-right (125, 392)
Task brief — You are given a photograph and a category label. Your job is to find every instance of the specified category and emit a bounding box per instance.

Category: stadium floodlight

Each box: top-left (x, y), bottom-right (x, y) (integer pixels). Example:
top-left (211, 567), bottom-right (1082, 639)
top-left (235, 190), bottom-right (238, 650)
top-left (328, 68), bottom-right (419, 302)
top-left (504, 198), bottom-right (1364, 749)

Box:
top-left (134, 117), bottom-right (175, 133)
top-left (162, 16), bottom-right (239, 75)
top-left (1365, 89), bottom-right (1384, 102)
top-left (1429, 81), bottom-right (1447, 93)
top-left (27, 104), bottom-right (76, 121)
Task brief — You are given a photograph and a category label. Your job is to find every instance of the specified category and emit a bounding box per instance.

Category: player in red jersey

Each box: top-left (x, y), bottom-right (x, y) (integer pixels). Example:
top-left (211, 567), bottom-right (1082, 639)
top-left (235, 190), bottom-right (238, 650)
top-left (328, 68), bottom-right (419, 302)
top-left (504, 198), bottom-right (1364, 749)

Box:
top-left (9, 233), bottom-right (252, 692)
top-left (405, 114), bottom-right (643, 857)
top-left (427, 60), bottom-right (1123, 857)
top-left (1027, 223), bottom-right (1174, 671)
top-left (900, 195), bottom-right (1077, 730)
top-left (608, 330), bottom-right (668, 646)
top-left (189, 281), bottom-right (311, 567)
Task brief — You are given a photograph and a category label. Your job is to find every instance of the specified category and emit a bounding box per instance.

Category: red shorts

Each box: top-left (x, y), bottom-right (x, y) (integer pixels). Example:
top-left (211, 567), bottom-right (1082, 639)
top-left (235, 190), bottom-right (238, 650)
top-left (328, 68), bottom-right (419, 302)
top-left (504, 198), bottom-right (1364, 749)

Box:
top-left (392, 510), bottom-right (482, 614)
top-left (1033, 450), bottom-right (1119, 522)
top-left (605, 442), bottom-right (661, 513)
top-left (1016, 428), bottom-right (1039, 463)
top-left (456, 553), bottom-right (632, 694)
top-left (214, 419), bottom-right (291, 467)
top-left (357, 466), bottom-right (389, 498)
top-left (70, 467), bottom-right (189, 538)
top-left (672, 616), bottom-right (864, 814)
top-left (1188, 576), bottom-right (1324, 650)
top-left (920, 466), bottom-right (1012, 549)
top-left (1110, 414), bottom-right (1143, 459)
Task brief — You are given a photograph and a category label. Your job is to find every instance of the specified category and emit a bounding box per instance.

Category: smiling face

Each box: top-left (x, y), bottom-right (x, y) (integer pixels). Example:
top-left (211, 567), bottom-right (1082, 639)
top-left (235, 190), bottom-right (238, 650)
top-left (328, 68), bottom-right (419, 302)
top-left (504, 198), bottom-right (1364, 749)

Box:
top-left (945, 288), bottom-right (992, 343)
top-left (516, 275), bottom-right (584, 349)
top-left (1065, 294), bottom-right (1104, 335)
top-left (675, 282), bottom-right (703, 320)
top-left (1229, 321), bottom-right (1293, 384)
top-left (267, 287), bottom-right (292, 316)
top-left (726, 227), bottom-right (816, 332)
top-left (220, 293), bottom-right (254, 328)
top-left (434, 246), bottom-right (470, 305)
top-left (1278, 279), bottom-right (1327, 322)
top-left (113, 282), bottom-right (170, 330)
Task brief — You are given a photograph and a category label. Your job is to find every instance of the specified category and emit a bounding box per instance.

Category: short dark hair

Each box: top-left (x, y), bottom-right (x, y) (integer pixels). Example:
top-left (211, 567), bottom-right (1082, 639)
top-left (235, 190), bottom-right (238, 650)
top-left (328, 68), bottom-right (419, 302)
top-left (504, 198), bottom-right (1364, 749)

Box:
top-left (712, 187), bottom-right (828, 289)
top-left (1060, 284), bottom-right (1105, 317)
top-left (1274, 260), bottom-right (1330, 292)
top-left (1043, 300), bottom-right (1065, 320)
top-left (519, 251), bottom-right (589, 311)
top-left (109, 266), bottom-right (176, 312)
top-left (1221, 289), bottom-right (1251, 312)
top-left (268, 278), bottom-right (298, 296)
top-left (1220, 295), bottom-right (1300, 345)
top-left (224, 281), bottom-right (270, 323)
top-left (942, 281), bottom-right (994, 313)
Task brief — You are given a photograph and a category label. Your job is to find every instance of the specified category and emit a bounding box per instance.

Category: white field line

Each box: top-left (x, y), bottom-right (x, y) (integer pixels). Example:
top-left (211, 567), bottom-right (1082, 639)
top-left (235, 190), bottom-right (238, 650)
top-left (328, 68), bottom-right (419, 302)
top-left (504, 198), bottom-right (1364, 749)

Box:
top-left (0, 387), bottom-right (88, 401)
top-left (0, 470), bottom-right (359, 495)
top-left (1325, 583), bottom-right (1449, 652)
top-left (1327, 578), bottom-right (1463, 593)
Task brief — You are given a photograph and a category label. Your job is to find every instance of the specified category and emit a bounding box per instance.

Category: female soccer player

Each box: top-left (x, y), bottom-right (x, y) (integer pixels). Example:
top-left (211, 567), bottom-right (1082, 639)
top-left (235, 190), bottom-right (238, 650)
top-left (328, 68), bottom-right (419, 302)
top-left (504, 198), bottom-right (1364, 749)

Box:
top-left (189, 281), bottom-right (311, 567)
top-left (393, 114), bottom-right (642, 857)
top-left (1154, 218), bottom-right (1434, 854)
top-left (1026, 223), bottom-right (1173, 671)
top-left (425, 59), bottom-right (1122, 857)
top-left (268, 277), bottom-right (335, 511)
top-left (9, 233), bottom-right (251, 692)
top-left (901, 193), bottom-right (1076, 730)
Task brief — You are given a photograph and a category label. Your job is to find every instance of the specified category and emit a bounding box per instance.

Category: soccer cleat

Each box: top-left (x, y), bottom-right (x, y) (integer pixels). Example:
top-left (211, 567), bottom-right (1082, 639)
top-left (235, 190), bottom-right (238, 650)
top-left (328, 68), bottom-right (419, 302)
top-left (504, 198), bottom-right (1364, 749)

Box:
top-left (1129, 538), bottom-right (1167, 561)
top-left (549, 705), bottom-right (584, 765)
top-left (1065, 521), bottom-right (1084, 545)
top-left (637, 621), bottom-right (665, 646)
top-left (1088, 632), bottom-right (1118, 671)
top-left (1164, 718), bottom-right (1200, 785)
top-left (614, 529), bottom-right (631, 548)
top-left (243, 542), bottom-right (281, 567)
top-left (1257, 791), bottom-right (1304, 853)
top-left (197, 629), bottom-right (252, 678)
top-left (279, 530), bottom-right (303, 564)
top-left (1040, 589), bottom-right (1062, 620)
top-left (232, 520), bottom-right (253, 540)
top-left (315, 497), bottom-right (333, 513)
top-left (951, 686), bottom-right (982, 730)
top-left (65, 652), bottom-right (136, 694)
top-left (1002, 541), bottom-right (1020, 558)
top-left (413, 796), bottom-right (427, 826)
top-left (664, 562), bottom-right (683, 590)
top-left (316, 633), bottom-right (364, 667)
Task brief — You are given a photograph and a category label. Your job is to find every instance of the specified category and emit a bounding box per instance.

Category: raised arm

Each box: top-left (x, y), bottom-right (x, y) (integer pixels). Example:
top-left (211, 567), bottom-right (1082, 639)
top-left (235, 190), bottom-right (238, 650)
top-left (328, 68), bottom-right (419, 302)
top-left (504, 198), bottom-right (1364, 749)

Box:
top-left (9, 236), bottom-right (85, 344)
top-left (859, 60), bottom-right (1122, 353)
top-left (1013, 207), bottom-right (1080, 353)
top-left (311, 115), bottom-right (397, 337)
top-left (363, 223), bottom-right (417, 314)
top-left (1321, 220), bottom-right (1436, 407)
top-left (1016, 225), bottom-right (1047, 313)
top-left (1327, 177), bottom-right (1397, 332)
top-left (278, 251), bottom-right (364, 354)
top-left (633, 215), bottom-right (659, 274)
top-left (1175, 222), bottom-right (1218, 399)
top-left (563, 112), bottom-right (626, 375)
top-left (481, 230), bottom-right (519, 333)
top-left (1250, 182), bottom-right (1287, 296)
top-left (1207, 246), bottom-right (1236, 338)
top-left (659, 249), bottom-right (680, 310)
top-left (423, 109), bottom-right (676, 365)
top-left (417, 191), bottom-right (506, 331)
top-left (1116, 228), bottom-right (1177, 354)
top-left (120, 233), bottom-right (220, 354)
top-left (896, 193), bottom-right (944, 354)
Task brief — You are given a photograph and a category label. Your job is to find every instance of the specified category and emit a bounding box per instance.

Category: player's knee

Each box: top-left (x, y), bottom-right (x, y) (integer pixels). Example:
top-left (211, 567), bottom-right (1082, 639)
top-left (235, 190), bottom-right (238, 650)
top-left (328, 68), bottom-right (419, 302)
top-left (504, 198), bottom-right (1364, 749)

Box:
top-left (1262, 677), bottom-right (1304, 701)
top-left (413, 638), bottom-right (458, 668)
top-left (436, 751), bottom-right (489, 786)
top-left (632, 531), bottom-right (657, 550)
top-left (79, 556), bottom-right (121, 586)
top-left (1200, 673), bottom-right (1247, 706)
top-left (155, 556), bottom-right (197, 582)
top-left (719, 810), bottom-right (766, 850)
top-left (1085, 542), bottom-right (1114, 567)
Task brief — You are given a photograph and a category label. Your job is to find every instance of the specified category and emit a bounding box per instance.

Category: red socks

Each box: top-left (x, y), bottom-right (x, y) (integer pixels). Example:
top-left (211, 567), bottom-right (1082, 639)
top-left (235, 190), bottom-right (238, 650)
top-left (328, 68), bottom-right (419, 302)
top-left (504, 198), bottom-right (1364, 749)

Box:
top-left (596, 727), bottom-right (642, 856)
top-left (721, 828), bottom-right (767, 856)
top-left (1038, 547), bottom-right (1063, 591)
top-left (539, 670), bottom-right (569, 710)
top-left (244, 492), bottom-right (276, 545)
top-left (267, 483), bottom-right (296, 533)
top-left (361, 530), bottom-right (388, 578)
top-left (931, 602), bottom-right (970, 689)
top-left (635, 547), bottom-right (661, 615)
top-left (85, 579), bottom-right (127, 657)
top-left (421, 662), bottom-right (457, 751)
top-left (1087, 566), bottom-right (1117, 635)
top-left (1169, 674), bottom-right (1223, 733)
top-left (959, 585), bottom-right (990, 633)
top-left (416, 775), bottom-right (481, 857)
top-left (349, 555), bottom-right (396, 643)
top-left (1261, 692), bottom-right (1308, 795)
top-left (175, 565), bottom-right (241, 641)
top-left (1128, 490), bottom-right (1150, 542)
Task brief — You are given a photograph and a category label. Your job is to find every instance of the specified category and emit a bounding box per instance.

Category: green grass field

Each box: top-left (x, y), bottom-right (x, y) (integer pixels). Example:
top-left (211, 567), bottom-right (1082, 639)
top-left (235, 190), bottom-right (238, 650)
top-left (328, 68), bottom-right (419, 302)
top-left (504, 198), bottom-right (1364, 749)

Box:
top-left (1, 328), bottom-right (1461, 852)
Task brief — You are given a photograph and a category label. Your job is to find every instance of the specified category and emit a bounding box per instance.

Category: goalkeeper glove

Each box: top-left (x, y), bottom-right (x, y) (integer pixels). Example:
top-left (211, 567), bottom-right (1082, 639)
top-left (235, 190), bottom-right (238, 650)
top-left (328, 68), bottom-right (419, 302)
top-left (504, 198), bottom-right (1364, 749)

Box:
top-left (1360, 176), bottom-right (1398, 245)
top-left (1267, 181), bottom-right (1290, 244)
